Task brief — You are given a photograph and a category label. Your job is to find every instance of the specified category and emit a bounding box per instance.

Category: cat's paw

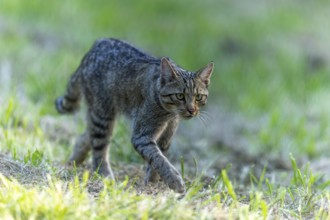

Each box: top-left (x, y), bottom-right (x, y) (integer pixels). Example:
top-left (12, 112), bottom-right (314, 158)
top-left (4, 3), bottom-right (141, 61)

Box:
top-left (144, 166), bottom-right (160, 185)
top-left (68, 150), bottom-right (89, 165)
top-left (94, 163), bottom-right (115, 180)
top-left (164, 167), bottom-right (186, 193)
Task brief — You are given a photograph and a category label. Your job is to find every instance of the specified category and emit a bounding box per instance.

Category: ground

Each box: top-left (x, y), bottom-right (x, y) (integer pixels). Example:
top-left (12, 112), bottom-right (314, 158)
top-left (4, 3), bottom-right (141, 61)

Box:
top-left (1, 0), bottom-right (330, 219)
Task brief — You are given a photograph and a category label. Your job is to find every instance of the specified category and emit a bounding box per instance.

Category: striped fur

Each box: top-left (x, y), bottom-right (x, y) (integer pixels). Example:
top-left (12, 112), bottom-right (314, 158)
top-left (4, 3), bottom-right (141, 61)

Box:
top-left (55, 38), bottom-right (214, 193)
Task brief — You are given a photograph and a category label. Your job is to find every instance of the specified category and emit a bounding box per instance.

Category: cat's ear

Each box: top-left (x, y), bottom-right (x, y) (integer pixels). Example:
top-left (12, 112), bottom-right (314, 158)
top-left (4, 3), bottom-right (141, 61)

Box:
top-left (160, 57), bottom-right (178, 84)
top-left (196, 62), bottom-right (214, 86)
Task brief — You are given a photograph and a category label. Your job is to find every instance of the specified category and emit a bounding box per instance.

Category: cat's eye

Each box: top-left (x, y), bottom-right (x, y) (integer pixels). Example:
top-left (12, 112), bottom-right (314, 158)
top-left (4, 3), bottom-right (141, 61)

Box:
top-left (176, 93), bottom-right (185, 100)
top-left (195, 94), bottom-right (204, 101)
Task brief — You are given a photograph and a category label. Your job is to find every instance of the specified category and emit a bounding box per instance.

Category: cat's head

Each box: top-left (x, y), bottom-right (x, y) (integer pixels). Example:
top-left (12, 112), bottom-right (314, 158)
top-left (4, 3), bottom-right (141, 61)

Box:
top-left (158, 57), bottom-right (214, 119)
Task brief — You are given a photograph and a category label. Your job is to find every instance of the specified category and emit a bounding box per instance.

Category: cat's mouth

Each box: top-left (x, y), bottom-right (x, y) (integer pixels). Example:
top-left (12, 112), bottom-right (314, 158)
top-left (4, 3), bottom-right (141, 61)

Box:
top-left (181, 115), bottom-right (193, 119)
top-left (180, 112), bottom-right (196, 120)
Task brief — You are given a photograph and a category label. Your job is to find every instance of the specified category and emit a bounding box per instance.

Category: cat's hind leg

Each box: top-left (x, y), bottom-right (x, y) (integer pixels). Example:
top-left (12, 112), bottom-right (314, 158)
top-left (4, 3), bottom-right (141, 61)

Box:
top-left (68, 132), bottom-right (91, 165)
top-left (88, 107), bottom-right (116, 179)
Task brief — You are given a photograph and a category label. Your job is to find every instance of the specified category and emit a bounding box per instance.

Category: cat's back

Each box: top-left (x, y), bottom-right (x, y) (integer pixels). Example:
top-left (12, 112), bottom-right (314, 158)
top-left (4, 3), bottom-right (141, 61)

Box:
top-left (79, 38), bottom-right (161, 114)
top-left (81, 38), bottom-right (157, 70)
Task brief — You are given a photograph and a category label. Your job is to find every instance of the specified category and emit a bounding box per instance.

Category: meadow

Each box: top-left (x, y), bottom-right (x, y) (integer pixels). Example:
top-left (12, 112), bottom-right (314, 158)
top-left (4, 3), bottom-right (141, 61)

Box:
top-left (1, 0), bottom-right (330, 219)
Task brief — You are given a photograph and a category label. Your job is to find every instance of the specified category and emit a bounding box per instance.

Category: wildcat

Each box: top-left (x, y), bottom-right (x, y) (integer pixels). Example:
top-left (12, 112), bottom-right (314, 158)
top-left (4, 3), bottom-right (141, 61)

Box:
top-left (55, 38), bottom-right (214, 193)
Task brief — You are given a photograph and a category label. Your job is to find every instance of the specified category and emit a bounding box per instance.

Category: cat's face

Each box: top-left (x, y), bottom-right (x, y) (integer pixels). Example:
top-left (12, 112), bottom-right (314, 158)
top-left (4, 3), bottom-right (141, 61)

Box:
top-left (159, 57), bottom-right (214, 119)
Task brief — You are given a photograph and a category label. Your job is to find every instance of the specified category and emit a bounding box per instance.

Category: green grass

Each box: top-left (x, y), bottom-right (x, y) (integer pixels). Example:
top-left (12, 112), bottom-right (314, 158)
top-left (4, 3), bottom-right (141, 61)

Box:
top-left (1, 0), bottom-right (330, 219)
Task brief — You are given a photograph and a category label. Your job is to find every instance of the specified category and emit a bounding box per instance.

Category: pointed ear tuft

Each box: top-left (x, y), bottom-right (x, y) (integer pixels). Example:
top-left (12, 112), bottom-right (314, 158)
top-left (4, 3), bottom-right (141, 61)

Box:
top-left (160, 57), bottom-right (178, 85)
top-left (196, 62), bottom-right (214, 86)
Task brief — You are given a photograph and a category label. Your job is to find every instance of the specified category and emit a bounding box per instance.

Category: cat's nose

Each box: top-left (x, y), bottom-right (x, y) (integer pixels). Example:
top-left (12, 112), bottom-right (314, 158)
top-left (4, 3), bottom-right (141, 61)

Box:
top-left (187, 108), bottom-right (196, 115)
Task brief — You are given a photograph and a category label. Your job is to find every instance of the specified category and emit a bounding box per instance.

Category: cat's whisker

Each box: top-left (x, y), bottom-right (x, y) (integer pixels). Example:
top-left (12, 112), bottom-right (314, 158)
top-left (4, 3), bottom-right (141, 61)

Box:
top-left (200, 110), bottom-right (212, 120)
top-left (200, 110), bottom-right (211, 119)
top-left (200, 111), bottom-right (212, 123)
top-left (197, 114), bottom-right (207, 128)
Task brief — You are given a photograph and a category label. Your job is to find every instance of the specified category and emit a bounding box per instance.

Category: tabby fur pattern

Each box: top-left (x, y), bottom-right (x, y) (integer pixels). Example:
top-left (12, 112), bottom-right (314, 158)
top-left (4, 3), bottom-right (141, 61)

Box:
top-left (55, 38), bottom-right (214, 193)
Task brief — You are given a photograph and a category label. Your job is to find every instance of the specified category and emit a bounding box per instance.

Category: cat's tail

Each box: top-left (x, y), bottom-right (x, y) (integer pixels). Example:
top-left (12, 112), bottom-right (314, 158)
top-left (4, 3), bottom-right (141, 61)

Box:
top-left (55, 67), bottom-right (82, 114)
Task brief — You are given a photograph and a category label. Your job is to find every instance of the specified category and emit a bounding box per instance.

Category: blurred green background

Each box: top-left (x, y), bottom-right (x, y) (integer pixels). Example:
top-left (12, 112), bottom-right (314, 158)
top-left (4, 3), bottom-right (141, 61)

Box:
top-left (1, 0), bottom-right (330, 163)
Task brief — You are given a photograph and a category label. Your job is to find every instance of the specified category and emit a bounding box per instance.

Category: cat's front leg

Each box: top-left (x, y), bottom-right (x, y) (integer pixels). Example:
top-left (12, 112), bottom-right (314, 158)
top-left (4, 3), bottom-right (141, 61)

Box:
top-left (131, 135), bottom-right (185, 193)
top-left (144, 117), bottom-right (179, 185)
top-left (144, 165), bottom-right (160, 185)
